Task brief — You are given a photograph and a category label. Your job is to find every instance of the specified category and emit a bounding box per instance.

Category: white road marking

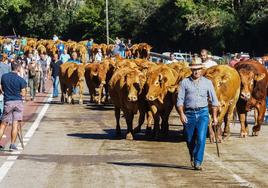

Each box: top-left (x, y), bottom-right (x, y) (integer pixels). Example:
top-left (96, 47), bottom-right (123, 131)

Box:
top-left (205, 153), bottom-right (256, 188)
top-left (0, 94), bottom-right (52, 183)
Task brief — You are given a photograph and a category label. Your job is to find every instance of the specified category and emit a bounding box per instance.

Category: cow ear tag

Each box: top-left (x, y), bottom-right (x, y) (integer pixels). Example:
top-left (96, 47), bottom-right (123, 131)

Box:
top-left (254, 73), bottom-right (265, 81)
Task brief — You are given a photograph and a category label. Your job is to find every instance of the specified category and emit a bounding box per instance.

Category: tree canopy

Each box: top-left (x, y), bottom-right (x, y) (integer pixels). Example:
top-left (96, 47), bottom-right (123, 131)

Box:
top-left (0, 0), bottom-right (267, 55)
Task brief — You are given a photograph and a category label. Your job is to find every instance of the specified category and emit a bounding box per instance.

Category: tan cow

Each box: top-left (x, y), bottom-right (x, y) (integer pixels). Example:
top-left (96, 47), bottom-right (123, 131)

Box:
top-left (59, 62), bottom-right (85, 104)
top-left (85, 62), bottom-right (109, 104)
top-left (235, 60), bottom-right (268, 136)
top-left (137, 43), bottom-right (152, 59)
top-left (109, 67), bottom-right (147, 140)
top-left (145, 64), bottom-right (179, 138)
top-left (37, 44), bottom-right (47, 55)
top-left (204, 65), bottom-right (241, 142)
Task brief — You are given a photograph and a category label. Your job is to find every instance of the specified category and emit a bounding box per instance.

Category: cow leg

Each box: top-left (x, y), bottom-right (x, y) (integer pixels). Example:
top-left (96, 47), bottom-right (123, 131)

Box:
top-left (60, 84), bottom-right (66, 104)
top-left (133, 109), bottom-right (145, 134)
top-left (145, 111), bottom-right (153, 136)
top-left (79, 84), bottom-right (83, 105)
top-left (238, 112), bottom-right (248, 138)
top-left (252, 103), bottom-right (265, 136)
top-left (114, 106), bottom-right (121, 137)
top-left (153, 114), bottom-right (160, 139)
top-left (125, 111), bottom-right (134, 140)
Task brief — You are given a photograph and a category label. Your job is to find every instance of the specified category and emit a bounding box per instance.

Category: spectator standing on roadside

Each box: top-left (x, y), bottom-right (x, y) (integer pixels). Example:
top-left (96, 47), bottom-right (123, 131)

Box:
top-left (115, 37), bottom-right (121, 45)
top-left (119, 39), bottom-right (126, 58)
top-left (126, 39), bottom-right (132, 59)
top-left (0, 54), bottom-right (11, 118)
top-left (60, 49), bottom-right (70, 63)
top-left (28, 59), bottom-right (39, 101)
top-left (57, 41), bottom-right (65, 56)
top-left (53, 34), bottom-right (59, 42)
top-left (13, 41), bottom-right (20, 56)
top-left (200, 49), bottom-right (217, 68)
top-left (38, 54), bottom-right (49, 93)
top-left (50, 54), bottom-right (62, 98)
top-left (166, 53), bottom-right (178, 64)
top-left (86, 38), bottom-right (94, 60)
top-left (21, 37), bottom-right (27, 51)
top-left (0, 62), bottom-right (27, 151)
top-left (229, 53), bottom-right (241, 67)
top-left (68, 52), bottom-right (81, 64)
top-left (94, 49), bottom-right (103, 62)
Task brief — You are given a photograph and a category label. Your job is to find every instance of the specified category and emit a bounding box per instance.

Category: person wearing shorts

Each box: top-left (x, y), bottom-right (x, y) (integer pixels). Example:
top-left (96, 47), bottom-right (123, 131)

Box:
top-left (0, 62), bottom-right (27, 151)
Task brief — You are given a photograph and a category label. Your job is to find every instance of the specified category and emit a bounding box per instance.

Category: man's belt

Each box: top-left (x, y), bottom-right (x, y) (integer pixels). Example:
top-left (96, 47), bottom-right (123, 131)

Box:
top-left (185, 106), bottom-right (207, 111)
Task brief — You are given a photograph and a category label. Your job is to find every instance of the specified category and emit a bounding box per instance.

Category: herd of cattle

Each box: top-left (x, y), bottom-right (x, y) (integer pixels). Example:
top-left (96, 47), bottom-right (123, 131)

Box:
top-left (1, 36), bottom-right (267, 142)
top-left (0, 36), bottom-right (152, 63)
top-left (59, 56), bottom-right (268, 142)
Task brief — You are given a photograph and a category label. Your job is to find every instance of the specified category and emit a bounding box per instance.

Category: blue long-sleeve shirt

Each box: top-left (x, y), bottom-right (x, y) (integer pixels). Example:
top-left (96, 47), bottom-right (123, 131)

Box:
top-left (177, 76), bottom-right (219, 109)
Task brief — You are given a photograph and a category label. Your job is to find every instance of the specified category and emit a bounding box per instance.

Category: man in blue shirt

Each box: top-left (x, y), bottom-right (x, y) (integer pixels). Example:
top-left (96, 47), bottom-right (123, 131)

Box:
top-left (0, 54), bottom-right (11, 118)
top-left (86, 38), bottom-right (94, 60)
top-left (177, 57), bottom-right (219, 170)
top-left (57, 41), bottom-right (65, 56)
top-left (0, 62), bottom-right (27, 151)
top-left (50, 54), bottom-right (63, 98)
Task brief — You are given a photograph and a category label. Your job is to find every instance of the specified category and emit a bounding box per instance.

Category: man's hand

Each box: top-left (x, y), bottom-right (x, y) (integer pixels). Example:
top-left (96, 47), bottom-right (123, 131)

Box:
top-left (178, 106), bottom-right (188, 125)
top-left (212, 118), bottom-right (218, 126)
top-left (180, 113), bottom-right (188, 124)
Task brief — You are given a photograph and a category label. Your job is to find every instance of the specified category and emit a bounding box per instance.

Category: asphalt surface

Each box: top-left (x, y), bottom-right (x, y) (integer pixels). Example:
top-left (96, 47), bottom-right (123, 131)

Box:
top-left (0, 91), bottom-right (268, 188)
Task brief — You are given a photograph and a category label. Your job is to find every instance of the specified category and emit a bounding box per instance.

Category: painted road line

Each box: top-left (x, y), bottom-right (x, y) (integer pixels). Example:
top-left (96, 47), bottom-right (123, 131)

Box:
top-left (205, 153), bottom-right (256, 188)
top-left (0, 94), bottom-right (52, 183)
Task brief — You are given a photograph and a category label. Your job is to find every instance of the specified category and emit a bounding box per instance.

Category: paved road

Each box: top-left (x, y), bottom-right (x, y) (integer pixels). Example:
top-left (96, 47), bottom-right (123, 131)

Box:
top-left (0, 92), bottom-right (268, 188)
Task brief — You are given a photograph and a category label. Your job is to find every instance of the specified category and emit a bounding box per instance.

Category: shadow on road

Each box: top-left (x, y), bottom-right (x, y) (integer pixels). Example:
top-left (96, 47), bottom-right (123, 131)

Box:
top-left (67, 129), bottom-right (185, 143)
top-left (107, 162), bottom-right (194, 171)
top-left (85, 103), bottom-right (114, 111)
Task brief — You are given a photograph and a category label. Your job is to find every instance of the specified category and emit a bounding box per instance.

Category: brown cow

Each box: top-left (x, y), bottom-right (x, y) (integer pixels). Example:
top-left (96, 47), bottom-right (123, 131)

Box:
top-left (235, 60), bottom-right (268, 136)
top-left (109, 67), bottom-right (147, 140)
top-left (204, 65), bottom-right (241, 142)
top-left (137, 43), bottom-right (152, 59)
top-left (59, 62), bottom-right (85, 105)
top-left (85, 62), bottom-right (109, 104)
top-left (145, 64), bottom-right (179, 137)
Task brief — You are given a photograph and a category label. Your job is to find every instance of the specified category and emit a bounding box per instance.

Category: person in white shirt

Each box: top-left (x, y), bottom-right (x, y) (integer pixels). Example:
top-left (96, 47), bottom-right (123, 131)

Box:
top-left (200, 49), bottom-right (217, 68)
top-left (94, 49), bottom-right (103, 62)
top-left (53, 34), bottom-right (59, 42)
top-left (60, 49), bottom-right (70, 63)
top-left (166, 53), bottom-right (179, 64)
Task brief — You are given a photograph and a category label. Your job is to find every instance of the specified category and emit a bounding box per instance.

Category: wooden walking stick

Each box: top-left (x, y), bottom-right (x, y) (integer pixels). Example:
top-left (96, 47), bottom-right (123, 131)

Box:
top-left (17, 121), bottom-right (24, 149)
top-left (212, 122), bottom-right (220, 157)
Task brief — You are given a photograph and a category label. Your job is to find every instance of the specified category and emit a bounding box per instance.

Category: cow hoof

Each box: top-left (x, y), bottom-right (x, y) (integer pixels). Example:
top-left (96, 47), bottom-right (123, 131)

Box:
top-left (126, 133), bottom-right (133, 140)
top-left (223, 134), bottom-right (230, 141)
top-left (133, 127), bottom-right (141, 134)
top-left (252, 131), bottom-right (259, 136)
top-left (115, 131), bottom-right (121, 138)
top-left (240, 132), bottom-right (247, 138)
top-left (145, 127), bottom-right (152, 136)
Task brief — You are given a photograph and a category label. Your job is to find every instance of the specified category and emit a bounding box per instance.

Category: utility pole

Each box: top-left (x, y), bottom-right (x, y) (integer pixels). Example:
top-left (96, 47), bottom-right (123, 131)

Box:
top-left (106, 0), bottom-right (109, 44)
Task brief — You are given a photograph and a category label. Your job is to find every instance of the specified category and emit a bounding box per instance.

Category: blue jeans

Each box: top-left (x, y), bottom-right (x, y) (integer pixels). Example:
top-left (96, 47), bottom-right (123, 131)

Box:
top-left (184, 107), bottom-right (209, 166)
top-left (52, 76), bottom-right (59, 97)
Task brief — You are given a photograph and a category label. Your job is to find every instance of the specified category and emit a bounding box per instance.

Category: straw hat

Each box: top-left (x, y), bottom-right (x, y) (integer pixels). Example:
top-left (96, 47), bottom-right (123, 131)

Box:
top-left (189, 57), bottom-right (204, 69)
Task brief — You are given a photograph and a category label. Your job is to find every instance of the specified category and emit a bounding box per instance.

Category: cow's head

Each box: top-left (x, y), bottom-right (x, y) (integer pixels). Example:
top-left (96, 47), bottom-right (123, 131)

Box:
top-left (146, 67), bottom-right (177, 103)
top-left (238, 68), bottom-right (265, 101)
top-left (77, 64), bottom-right (85, 82)
top-left (122, 70), bottom-right (146, 102)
